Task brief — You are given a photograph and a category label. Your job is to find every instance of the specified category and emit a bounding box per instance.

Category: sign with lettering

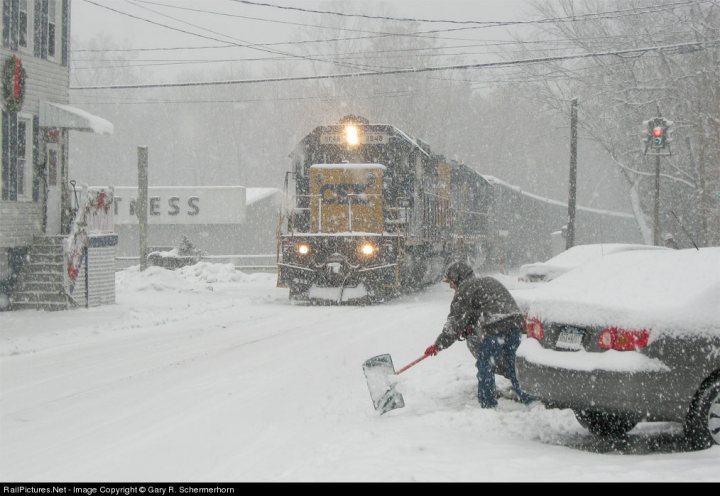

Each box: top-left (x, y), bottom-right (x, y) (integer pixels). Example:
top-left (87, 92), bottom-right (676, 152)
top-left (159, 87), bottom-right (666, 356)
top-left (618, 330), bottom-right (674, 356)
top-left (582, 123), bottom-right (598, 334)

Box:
top-left (111, 186), bottom-right (246, 225)
top-left (320, 132), bottom-right (390, 145)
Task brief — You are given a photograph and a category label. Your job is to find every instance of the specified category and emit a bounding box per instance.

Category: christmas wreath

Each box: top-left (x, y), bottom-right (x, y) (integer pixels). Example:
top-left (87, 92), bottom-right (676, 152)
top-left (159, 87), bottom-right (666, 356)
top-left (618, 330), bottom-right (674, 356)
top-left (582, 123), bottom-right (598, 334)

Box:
top-left (2, 55), bottom-right (26, 113)
top-left (88, 189), bottom-right (113, 212)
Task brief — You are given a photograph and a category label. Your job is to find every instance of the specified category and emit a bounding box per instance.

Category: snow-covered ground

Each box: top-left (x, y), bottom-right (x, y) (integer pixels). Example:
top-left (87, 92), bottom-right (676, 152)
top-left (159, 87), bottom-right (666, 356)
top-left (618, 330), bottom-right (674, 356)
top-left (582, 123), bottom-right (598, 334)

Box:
top-left (1, 264), bottom-right (718, 482)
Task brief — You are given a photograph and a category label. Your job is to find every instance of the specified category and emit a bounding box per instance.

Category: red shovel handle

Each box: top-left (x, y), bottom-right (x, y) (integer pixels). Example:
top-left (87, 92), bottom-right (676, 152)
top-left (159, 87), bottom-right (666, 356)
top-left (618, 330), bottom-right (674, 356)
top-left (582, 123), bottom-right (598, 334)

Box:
top-left (396, 354), bottom-right (430, 375)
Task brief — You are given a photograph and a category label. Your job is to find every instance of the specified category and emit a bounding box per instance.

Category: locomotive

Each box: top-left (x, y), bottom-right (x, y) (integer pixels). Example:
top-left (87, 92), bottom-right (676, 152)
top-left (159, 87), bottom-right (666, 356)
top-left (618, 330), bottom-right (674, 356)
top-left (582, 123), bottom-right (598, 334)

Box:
top-left (276, 116), bottom-right (640, 303)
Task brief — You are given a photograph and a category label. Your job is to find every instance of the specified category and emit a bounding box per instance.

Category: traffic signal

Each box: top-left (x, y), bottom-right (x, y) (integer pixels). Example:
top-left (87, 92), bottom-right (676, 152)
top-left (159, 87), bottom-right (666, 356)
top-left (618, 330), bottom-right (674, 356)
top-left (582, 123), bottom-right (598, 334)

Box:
top-left (651, 124), bottom-right (665, 146)
top-left (642, 117), bottom-right (673, 152)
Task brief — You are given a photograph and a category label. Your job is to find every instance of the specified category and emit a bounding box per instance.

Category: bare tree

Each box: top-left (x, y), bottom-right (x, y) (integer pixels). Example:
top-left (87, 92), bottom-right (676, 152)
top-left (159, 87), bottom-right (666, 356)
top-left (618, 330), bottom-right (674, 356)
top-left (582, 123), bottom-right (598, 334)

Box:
top-left (516, 0), bottom-right (719, 245)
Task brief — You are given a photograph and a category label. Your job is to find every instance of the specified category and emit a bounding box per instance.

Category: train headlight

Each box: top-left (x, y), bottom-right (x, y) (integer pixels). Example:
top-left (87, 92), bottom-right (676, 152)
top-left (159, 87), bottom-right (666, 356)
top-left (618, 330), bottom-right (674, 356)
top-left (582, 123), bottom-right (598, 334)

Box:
top-left (296, 243), bottom-right (311, 255)
top-left (358, 241), bottom-right (377, 257)
top-left (345, 125), bottom-right (359, 146)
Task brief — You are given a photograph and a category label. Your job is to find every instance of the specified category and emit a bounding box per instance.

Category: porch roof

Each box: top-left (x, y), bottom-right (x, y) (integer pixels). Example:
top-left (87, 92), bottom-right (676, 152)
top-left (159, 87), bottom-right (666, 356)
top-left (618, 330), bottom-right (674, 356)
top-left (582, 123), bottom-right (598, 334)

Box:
top-left (39, 102), bottom-right (114, 135)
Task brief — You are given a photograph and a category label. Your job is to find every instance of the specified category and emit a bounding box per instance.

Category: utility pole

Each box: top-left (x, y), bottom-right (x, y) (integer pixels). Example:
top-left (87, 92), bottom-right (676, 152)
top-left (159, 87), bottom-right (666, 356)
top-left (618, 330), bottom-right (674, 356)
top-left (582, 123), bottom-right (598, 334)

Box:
top-left (567, 98), bottom-right (578, 250)
top-left (137, 146), bottom-right (148, 270)
top-left (685, 137), bottom-right (706, 246)
top-left (654, 153), bottom-right (661, 246)
top-left (642, 112), bottom-right (672, 246)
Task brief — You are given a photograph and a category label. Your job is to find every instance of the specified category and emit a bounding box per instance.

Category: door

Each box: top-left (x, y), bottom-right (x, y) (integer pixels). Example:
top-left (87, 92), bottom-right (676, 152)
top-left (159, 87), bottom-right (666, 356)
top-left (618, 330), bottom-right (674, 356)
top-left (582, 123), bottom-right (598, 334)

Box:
top-left (46, 144), bottom-right (61, 235)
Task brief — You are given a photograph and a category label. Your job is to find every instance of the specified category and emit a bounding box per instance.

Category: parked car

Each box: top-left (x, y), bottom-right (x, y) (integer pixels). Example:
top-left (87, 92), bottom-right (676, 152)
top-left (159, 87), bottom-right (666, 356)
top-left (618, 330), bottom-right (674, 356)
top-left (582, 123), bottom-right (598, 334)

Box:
top-left (516, 248), bottom-right (720, 449)
top-left (517, 243), bottom-right (667, 282)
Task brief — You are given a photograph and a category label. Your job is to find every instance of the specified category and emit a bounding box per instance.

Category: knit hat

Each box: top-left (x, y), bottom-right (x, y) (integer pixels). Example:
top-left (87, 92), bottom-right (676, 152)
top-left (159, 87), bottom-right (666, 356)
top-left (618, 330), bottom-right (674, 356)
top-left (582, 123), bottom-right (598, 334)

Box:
top-left (443, 261), bottom-right (474, 285)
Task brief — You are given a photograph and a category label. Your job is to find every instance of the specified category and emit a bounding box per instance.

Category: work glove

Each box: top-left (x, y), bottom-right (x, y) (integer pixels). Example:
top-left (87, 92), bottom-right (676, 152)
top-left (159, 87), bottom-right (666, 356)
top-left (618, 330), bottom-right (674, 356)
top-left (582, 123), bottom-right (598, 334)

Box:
top-left (424, 344), bottom-right (439, 357)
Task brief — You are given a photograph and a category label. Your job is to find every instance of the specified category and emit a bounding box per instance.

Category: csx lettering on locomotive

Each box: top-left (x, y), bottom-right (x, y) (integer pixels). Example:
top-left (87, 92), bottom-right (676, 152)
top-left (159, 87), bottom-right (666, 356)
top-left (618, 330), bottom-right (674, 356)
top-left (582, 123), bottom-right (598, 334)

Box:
top-left (319, 184), bottom-right (371, 205)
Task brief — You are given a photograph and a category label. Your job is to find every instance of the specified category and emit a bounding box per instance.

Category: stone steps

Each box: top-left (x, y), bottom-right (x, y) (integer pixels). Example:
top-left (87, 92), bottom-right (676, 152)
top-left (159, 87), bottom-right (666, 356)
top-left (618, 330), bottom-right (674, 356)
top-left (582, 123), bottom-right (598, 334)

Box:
top-left (11, 236), bottom-right (72, 311)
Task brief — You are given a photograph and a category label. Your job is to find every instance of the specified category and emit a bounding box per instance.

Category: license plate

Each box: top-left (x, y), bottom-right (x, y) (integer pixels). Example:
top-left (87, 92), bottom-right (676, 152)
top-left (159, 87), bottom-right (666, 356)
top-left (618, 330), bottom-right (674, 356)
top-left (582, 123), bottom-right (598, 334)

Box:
top-left (556, 326), bottom-right (584, 351)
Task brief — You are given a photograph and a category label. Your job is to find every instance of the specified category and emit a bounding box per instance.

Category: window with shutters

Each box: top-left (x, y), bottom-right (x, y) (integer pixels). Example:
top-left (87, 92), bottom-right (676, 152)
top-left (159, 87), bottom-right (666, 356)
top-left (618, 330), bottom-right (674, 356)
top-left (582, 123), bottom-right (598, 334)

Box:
top-left (2, 112), bottom-right (34, 202)
top-left (16, 116), bottom-right (32, 199)
top-left (18, 0), bottom-right (28, 48)
top-left (47, 0), bottom-right (55, 59)
top-left (47, 145), bottom-right (57, 186)
top-left (4, 0), bottom-right (66, 63)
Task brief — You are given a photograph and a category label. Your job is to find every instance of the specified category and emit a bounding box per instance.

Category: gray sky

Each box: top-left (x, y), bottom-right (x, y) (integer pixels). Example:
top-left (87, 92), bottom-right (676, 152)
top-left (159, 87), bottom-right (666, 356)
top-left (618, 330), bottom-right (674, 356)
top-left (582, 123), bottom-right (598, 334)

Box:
top-left (71, 0), bottom-right (538, 83)
top-left (69, 0), bottom-right (639, 215)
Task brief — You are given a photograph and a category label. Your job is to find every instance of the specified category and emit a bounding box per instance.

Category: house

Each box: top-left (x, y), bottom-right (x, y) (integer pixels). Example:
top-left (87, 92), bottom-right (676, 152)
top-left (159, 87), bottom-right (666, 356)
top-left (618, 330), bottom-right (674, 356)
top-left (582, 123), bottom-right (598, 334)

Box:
top-left (0, 0), bottom-right (114, 310)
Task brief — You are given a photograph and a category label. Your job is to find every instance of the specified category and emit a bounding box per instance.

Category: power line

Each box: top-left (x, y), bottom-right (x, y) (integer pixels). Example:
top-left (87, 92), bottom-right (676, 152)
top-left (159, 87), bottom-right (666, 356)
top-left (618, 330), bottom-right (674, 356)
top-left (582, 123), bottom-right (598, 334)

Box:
top-left (73, 43), bottom-right (235, 53)
top-left (131, 0), bottom-right (430, 38)
top-left (71, 64), bottom-right (633, 102)
top-left (70, 55), bottom-right (672, 105)
top-left (125, 0), bottom-right (389, 72)
top-left (70, 68), bottom-right (608, 105)
top-left (71, 55), bottom-right (654, 105)
top-left (70, 38), bottom-right (719, 90)
top-left (230, 0), bottom-right (713, 27)
top-left (67, 72), bottom-right (615, 104)
top-left (80, 0), bottom-right (384, 73)
top-left (226, 0), bottom-right (505, 25)
top-left (75, 0), bottom-right (716, 54)
top-left (72, 2), bottom-right (415, 87)
top-left (73, 90), bottom-right (431, 106)
top-left (77, 0), bottom-right (502, 57)
top-left (72, 1), bottom-right (713, 72)
top-left (68, 42), bottom-right (588, 67)
top-left (75, 1), bottom-right (717, 87)
top-left (74, 30), bottom-right (695, 60)
top-left (69, 35), bottom-right (646, 57)
top-left (70, 29), bottom-right (708, 70)
top-left (69, 43), bottom-right (641, 70)
top-left (77, 0), bottom-right (507, 86)
top-left (73, 30), bottom-right (709, 68)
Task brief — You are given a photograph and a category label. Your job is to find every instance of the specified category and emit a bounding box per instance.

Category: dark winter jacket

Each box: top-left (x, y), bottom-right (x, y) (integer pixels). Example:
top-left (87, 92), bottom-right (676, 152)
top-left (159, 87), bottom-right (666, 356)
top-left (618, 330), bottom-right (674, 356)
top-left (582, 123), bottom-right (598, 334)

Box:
top-left (434, 276), bottom-right (524, 359)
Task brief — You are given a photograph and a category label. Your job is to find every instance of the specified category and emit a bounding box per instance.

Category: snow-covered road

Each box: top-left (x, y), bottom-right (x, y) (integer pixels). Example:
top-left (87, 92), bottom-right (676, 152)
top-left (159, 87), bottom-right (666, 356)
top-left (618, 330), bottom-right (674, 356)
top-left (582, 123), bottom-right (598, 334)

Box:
top-left (1, 264), bottom-right (718, 481)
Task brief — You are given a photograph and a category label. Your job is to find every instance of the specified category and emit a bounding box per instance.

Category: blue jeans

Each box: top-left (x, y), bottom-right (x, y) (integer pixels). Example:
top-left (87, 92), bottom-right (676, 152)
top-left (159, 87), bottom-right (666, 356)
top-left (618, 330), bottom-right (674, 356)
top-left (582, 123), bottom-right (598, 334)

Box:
top-left (475, 327), bottom-right (532, 408)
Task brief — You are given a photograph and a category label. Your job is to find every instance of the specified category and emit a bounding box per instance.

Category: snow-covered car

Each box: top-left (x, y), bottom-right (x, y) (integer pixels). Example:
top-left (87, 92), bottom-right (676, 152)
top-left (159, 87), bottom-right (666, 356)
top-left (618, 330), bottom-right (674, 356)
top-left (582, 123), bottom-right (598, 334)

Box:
top-left (517, 243), bottom-right (667, 282)
top-left (516, 248), bottom-right (720, 449)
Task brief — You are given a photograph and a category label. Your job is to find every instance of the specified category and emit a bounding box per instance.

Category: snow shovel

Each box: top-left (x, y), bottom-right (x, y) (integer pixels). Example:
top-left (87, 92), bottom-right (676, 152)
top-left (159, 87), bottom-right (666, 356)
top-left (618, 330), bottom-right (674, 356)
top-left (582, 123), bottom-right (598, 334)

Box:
top-left (362, 353), bottom-right (429, 415)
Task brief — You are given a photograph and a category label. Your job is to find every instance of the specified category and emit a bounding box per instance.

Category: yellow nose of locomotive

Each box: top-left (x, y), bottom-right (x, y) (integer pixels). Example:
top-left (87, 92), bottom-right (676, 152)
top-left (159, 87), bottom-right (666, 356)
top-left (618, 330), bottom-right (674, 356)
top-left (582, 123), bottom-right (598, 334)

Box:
top-left (308, 163), bottom-right (385, 234)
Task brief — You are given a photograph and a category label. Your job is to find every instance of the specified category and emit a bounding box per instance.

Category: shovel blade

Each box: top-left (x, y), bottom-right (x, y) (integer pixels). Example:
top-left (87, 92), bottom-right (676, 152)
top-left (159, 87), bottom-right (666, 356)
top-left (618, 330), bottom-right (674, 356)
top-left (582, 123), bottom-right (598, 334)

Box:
top-left (362, 354), bottom-right (405, 414)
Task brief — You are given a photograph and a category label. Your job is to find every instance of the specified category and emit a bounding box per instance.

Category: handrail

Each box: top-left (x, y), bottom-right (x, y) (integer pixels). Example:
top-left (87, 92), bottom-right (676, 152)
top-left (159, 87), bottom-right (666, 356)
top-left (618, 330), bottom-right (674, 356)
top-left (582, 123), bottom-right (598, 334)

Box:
top-left (64, 185), bottom-right (115, 293)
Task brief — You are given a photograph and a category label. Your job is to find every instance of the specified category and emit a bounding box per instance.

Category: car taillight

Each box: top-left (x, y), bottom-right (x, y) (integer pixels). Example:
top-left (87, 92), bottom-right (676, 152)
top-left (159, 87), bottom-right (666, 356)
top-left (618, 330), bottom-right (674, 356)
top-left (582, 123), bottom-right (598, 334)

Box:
top-left (597, 326), bottom-right (650, 350)
top-left (525, 317), bottom-right (544, 340)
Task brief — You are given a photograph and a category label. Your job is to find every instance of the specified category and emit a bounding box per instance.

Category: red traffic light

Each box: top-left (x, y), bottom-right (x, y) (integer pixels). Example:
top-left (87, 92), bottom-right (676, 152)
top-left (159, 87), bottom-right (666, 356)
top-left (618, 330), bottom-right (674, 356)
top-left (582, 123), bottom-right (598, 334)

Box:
top-left (652, 126), bottom-right (664, 138)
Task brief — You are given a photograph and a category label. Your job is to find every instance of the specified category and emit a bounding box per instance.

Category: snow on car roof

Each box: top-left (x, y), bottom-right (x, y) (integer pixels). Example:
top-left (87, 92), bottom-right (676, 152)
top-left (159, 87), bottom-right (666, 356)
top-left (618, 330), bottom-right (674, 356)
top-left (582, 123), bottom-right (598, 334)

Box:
top-left (519, 243), bottom-right (667, 280)
top-left (530, 243), bottom-right (666, 270)
top-left (525, 247), bottom-right (720, 337)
